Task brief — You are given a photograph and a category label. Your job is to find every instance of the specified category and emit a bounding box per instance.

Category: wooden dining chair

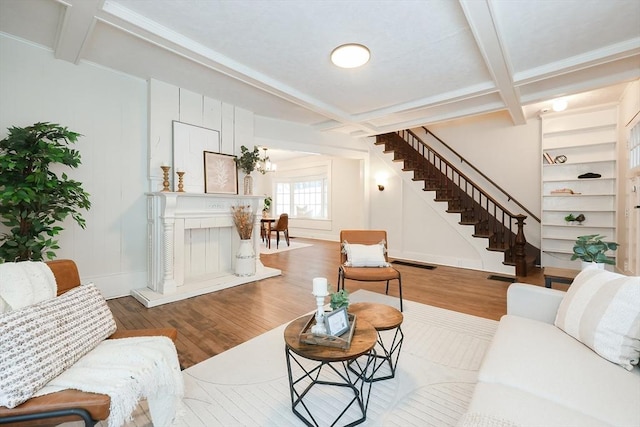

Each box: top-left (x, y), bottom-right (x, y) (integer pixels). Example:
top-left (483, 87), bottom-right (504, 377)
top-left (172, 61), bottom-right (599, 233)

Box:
top-left (337, 229), bottom-right (403, 311)
top-left (269, 213), bottom-right (290, 249)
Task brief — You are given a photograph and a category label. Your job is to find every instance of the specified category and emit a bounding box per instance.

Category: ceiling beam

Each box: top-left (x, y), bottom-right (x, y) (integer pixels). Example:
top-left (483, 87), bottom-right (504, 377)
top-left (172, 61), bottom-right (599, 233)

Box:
top-left (459, 0), bottom-right (526, 125)
top-left (54, 0), bottom-right (102, 64)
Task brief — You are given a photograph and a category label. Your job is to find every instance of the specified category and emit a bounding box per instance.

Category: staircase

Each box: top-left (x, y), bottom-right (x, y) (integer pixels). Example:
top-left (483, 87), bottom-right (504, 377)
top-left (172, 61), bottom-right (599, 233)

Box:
top-left (376, 130), bottom-right (539, 277)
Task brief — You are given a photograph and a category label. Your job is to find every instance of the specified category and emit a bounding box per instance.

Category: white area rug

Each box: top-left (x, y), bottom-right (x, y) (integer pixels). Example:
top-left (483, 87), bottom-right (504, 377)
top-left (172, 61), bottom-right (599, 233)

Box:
top-left (259, 239), bottom-right (312, 255)
top-left (180, 290), bottom-right (498, 426)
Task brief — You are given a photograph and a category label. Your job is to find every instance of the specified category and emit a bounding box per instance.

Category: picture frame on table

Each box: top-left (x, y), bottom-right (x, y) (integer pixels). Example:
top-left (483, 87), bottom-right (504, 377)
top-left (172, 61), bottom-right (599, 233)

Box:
top-left (203, 151), bottom-right (238, 194)
top-left (324, 307), bottom-right (350, 337)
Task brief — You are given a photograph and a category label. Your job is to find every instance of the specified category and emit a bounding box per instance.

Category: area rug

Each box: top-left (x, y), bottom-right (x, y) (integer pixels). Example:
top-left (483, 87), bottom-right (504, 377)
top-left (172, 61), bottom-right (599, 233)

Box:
top-left (259, 239), bottom-right (312, 255)
top-left (179, 290), bottom-right (498, 426)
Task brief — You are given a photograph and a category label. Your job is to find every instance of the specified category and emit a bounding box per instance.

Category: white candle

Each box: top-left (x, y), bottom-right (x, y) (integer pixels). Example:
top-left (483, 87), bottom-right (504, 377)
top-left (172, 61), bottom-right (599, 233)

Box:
top-left (312, 277), bottom-right (328, 296)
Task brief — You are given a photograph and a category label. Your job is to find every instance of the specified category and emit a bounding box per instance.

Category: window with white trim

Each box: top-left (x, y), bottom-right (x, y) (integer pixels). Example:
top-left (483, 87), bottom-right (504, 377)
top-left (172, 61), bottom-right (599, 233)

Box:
top-left (273, 162), bottom-right (330, 219)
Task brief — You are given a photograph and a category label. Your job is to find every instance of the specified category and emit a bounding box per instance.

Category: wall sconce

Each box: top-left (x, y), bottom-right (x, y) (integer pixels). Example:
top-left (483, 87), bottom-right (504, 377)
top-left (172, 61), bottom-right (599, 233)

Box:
top-left (552, 99), bottom-right (568, 112)
top-left (375, 172), bottom-right (387, 191)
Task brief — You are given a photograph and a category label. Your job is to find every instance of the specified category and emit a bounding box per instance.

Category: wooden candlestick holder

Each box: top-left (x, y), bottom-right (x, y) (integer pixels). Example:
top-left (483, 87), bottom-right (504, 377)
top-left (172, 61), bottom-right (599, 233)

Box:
top-left (176, 171), bottom-right (185, 192)
top-left (161, 166), bottom-right (171, 192)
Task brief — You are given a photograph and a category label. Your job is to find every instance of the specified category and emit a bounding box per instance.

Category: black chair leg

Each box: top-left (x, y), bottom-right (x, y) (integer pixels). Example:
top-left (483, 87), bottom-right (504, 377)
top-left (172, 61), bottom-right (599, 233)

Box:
top-left (385, 280), bottom-right (390, 294)
top-left (338, 268), bottom-right (345, 292)
top-left (397, 275), bottom-right (403, 312)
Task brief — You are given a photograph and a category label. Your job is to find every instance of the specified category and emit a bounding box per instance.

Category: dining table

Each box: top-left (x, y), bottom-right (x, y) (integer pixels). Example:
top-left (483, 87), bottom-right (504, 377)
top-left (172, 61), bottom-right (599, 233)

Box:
top-left (260, 217), bottom-right (276, 249)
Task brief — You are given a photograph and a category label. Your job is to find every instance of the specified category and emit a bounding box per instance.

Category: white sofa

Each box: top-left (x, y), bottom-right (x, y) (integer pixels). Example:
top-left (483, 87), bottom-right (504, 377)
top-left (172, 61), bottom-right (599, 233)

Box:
top-left (463, 270), bottom-right (640, 427)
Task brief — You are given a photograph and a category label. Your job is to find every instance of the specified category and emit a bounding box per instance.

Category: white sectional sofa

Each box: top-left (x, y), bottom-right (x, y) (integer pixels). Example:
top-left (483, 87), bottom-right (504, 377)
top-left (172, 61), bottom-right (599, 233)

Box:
top-left (462, 269), bottom-right (640, 426)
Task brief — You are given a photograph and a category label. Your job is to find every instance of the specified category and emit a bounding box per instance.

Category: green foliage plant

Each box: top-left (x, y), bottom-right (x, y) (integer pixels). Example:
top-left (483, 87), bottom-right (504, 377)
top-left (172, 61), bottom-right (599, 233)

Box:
top-left (263, 196), bottom-right (272, 212)
top-left (0, 122), bottom-right (91, 262)
top-left (330, 289), bottom-right (350, 310)
top-left (571, 234), bottom-right (619, 265)
top-left (236, 145), bottom-right (265, 175)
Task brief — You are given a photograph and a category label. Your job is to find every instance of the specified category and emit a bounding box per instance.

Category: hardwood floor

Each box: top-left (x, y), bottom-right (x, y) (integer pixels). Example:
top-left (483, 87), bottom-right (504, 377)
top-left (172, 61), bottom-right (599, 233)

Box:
top-left (107, 238), bottom-right (560, 369)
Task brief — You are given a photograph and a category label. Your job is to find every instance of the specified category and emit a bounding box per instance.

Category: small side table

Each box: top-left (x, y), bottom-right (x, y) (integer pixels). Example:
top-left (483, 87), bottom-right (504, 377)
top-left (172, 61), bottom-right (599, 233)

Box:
top-left (347, 302), bottom-right (404, 382)
top-left (543, 267), bottom-right (580, 288)
top-left (284, 314), bottom-right (378, 427)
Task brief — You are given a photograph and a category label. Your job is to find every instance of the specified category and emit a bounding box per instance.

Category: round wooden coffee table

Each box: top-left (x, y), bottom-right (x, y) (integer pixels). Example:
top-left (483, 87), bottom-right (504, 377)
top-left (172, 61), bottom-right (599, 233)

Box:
top-left (347, 302), bottom-right (404, 382)
top-left (284, 314), bottom-right (377, 427)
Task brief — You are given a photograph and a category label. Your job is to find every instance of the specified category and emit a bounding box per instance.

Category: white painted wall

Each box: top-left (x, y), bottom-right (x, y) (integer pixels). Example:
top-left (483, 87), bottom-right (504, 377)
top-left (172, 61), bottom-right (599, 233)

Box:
top-left (0, 34), bottom-right (148, 297)
top-left (426, 112), bottom-right (542, 220)
top-left (0, 34), bottom-right (370, 299)
top-left (6, 32), bottom-right (609, 294)
top-left (367, 112), bottom-right (541, 275)
top-left (368, 143), bottom-right (515, 275)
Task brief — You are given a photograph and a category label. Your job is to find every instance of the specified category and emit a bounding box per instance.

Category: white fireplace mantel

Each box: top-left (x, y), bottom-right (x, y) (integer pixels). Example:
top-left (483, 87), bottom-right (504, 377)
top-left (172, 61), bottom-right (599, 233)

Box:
top-left (131, 192), bottom-right (280, 307)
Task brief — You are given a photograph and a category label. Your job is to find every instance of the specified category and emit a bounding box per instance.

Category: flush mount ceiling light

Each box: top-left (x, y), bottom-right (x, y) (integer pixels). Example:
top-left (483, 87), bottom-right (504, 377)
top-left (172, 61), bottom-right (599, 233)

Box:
top-left (552, 99), bottom-right (568, 112)
top-left (330, 44), bottom-right (370, 68)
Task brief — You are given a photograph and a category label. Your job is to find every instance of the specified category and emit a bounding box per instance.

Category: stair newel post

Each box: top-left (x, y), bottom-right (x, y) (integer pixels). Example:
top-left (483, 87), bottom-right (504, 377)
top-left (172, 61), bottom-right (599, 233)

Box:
top-left (514, 214), bottom-right (527, 277)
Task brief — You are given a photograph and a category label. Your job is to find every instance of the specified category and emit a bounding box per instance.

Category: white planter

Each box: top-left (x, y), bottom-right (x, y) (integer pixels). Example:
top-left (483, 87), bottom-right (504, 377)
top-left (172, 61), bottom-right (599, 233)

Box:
top-left (581, 261), bottom-right (605, 271)
top-left (235, 239), bottom-right (256, 277)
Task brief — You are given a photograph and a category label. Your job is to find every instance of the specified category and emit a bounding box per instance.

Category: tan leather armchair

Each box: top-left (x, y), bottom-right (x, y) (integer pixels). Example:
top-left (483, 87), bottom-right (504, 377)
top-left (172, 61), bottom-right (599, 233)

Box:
top-left (0, 259), bottom-right (177, 426)
top-left (337, 230), bottom-right (403, 311)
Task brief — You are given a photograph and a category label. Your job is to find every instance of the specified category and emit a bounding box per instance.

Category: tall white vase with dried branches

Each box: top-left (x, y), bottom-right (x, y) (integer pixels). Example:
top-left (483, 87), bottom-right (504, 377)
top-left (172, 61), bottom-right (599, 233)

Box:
top-left (231, 205), bottom-right (256, 276)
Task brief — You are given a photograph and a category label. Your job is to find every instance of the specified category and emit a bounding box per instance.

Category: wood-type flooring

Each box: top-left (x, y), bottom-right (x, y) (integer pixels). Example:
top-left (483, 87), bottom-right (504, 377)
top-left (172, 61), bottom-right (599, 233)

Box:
top-left (107, 238), bottom-right (561, 369)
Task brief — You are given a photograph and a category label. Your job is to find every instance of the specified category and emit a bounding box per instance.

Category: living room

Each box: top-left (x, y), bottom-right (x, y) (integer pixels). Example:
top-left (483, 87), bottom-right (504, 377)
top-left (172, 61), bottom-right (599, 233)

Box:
top-left (1, 1), bottom-right (639, 426)
top-left (1, 1), bottom-right (639, 299)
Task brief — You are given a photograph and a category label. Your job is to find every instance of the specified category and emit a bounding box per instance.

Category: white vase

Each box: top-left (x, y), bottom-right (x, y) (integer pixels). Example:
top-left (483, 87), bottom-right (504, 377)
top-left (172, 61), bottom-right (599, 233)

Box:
top-left (581, 261), bottom-right (605, 271)
top-left (243, 174), bottom-right (253, 195)
top-left (235, 239), bottom-right (256, 277)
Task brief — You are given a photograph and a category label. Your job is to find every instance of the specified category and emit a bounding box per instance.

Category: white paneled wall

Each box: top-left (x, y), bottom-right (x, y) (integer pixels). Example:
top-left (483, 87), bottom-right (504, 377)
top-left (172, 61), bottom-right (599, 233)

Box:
top-left (0, 35), bottom-right (148, 297)
top-left (147, 79), bottom-right (257, 290)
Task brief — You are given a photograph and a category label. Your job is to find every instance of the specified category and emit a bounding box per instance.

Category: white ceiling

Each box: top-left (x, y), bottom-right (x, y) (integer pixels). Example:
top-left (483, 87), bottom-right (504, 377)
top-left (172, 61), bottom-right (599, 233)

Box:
top-left (1, 0), bottom-right (639, 138)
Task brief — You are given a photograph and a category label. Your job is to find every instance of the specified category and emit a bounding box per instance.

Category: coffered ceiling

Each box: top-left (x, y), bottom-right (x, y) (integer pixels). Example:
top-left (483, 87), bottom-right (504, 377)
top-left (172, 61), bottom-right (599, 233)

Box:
top-left (1, 0), bottom-right (639, 137)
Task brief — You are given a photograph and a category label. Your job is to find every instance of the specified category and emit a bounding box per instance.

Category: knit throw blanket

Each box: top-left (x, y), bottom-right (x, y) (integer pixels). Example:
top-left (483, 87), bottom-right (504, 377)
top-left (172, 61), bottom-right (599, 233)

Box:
top-left (0, 261), bottom-right (56, 314)
top-left (34, 336), bottom-right (184, 427)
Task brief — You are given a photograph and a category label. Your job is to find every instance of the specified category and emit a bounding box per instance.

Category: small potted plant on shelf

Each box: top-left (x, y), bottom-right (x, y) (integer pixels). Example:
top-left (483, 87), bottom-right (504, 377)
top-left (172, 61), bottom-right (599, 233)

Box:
top-left (571, 234), bottom-right (619, 270)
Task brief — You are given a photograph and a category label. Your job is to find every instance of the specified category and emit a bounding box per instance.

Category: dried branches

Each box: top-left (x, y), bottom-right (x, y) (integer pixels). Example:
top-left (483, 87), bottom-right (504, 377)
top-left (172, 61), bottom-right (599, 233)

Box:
top-left (231, 205), bottom-right (255, 240)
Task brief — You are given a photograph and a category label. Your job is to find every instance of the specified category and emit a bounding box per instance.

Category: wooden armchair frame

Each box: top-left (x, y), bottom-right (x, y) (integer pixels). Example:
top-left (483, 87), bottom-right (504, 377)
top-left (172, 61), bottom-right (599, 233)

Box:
top-left (337, 230), bottom-right (403, 311)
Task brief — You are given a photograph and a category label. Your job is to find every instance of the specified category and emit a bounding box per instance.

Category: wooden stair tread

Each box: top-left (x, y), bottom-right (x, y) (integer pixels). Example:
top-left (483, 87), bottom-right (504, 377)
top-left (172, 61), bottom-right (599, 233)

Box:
top-left (377, 131), bottom-right (539, 277)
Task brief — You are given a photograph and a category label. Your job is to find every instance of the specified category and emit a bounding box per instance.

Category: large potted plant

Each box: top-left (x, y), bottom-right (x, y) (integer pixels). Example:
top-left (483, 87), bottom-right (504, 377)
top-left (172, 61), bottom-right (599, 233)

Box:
top-left (0, 122), bottom-right (91, 262)
top-left (571, 234), bottom-right (619, 270)
top-left (235, 145), bottom-right (265, 195)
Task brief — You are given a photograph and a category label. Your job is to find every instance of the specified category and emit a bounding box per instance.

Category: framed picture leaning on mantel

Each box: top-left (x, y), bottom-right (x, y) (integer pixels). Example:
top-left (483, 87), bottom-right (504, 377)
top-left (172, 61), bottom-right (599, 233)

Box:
top-left (203, 151), bottom-right (238, 194)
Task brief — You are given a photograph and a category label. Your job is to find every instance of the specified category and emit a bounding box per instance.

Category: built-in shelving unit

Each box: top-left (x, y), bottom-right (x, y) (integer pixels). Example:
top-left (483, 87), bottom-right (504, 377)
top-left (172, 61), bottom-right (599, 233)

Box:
top-left (541, 105), bottom-right (618, 270)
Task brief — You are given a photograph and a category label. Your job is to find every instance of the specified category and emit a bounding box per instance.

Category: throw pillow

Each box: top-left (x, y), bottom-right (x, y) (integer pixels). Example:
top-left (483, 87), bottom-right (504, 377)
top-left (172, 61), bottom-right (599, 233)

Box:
top-left (0, 283), bottom-right (117, 408)
top-left (555, 269), bottom-right (640, 370)
top-left (342, 240), bottom-right (390, 267)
